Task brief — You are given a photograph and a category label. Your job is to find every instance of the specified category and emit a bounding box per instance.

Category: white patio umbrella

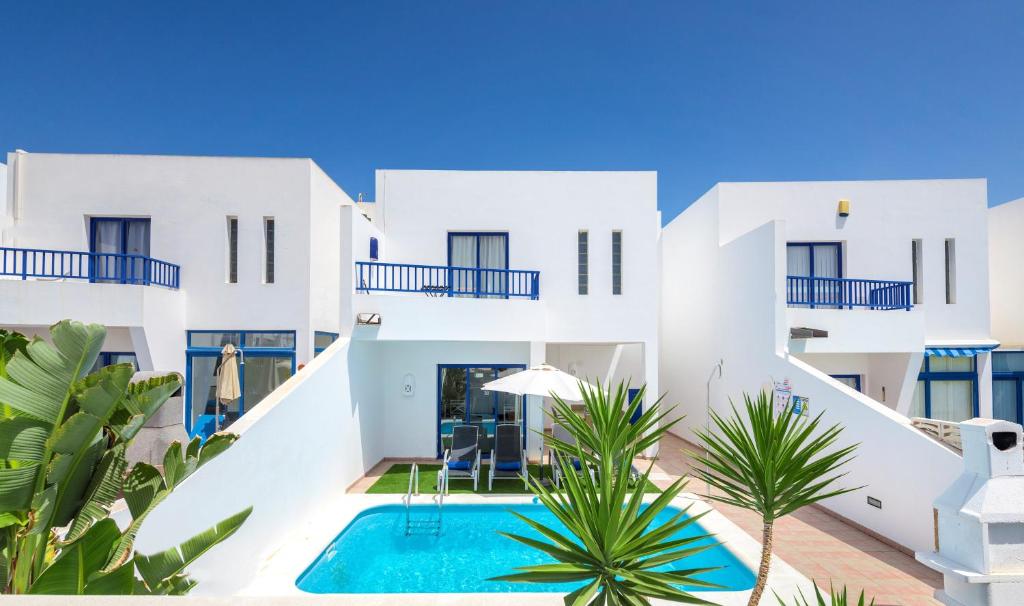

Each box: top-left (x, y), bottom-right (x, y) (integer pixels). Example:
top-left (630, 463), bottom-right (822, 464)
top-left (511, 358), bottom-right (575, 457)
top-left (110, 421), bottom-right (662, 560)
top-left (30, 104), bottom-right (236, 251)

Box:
top-left (481, 364), bottom-right (597, 401)
top-left (215, 343), bottom-right (241, 432)
top-left (482, 364), bottom-right (597, 487)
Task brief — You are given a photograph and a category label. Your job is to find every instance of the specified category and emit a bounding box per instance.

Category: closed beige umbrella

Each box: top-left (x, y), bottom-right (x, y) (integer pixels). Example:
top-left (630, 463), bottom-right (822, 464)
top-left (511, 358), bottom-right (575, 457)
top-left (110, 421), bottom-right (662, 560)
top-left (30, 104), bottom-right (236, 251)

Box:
top-left (215, 343), bottom-right (241, 431)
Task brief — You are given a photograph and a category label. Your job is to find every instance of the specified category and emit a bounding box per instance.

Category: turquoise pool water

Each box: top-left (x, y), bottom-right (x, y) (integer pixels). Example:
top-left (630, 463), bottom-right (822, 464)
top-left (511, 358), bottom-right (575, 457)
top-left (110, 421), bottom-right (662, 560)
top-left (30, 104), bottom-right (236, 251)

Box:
top-left (296, 503), bottom-right (755, 594)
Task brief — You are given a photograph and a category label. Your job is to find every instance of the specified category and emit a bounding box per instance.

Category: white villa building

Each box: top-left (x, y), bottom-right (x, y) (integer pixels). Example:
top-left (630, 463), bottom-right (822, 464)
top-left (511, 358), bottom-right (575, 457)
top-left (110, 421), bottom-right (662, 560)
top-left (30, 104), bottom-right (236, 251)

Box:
top-left (660, 179), bottom-right (997, 552)
top-left (1, 150), bottom-right (1019, 598)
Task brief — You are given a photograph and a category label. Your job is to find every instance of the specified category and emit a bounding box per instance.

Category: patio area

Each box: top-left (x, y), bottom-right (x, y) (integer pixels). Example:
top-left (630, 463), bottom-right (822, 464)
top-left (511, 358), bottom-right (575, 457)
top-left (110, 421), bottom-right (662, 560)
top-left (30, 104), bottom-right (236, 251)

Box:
top-left (349, 432), bottom-right (942, 606)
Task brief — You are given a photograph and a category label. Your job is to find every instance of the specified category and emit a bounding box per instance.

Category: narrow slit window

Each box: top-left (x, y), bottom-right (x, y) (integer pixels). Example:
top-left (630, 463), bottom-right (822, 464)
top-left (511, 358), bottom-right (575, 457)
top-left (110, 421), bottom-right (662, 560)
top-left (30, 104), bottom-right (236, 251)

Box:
top-left (611, 230), bottom-right (622, 295)
top-left (911, 239), bottom-right (923, 304)
top-left (226, 216), bottom-right (238, 284)
top-left (577, 230), bottom-right (589, 295)
top-left (944, 238), bottom-right (956, 304)
top-left (369, 237), bottom-right (379, 260)
top-left (264, 217), bottom-right (275, 284)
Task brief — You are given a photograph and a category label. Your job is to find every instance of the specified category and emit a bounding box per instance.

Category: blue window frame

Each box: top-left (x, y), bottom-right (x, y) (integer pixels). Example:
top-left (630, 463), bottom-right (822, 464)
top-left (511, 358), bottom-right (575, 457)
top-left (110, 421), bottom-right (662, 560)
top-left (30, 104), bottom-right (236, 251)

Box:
top-left (313, 331), bottom-right (338, 357)
top-left (89, 217), bottom-right (152, 283)
top-left (369, 237), bottom-right (379, 260)
top-left (915, 356), bottom-right (978, 421)
top-left (993, 351), bottom-right (1024, 424)
top-left (628, 387), bottom-right (642, 424)
top-left (437, 363), bottom-right (526, 458)
top-left (91, 351), bottom-right (138, 374)
top-left (786, 242), bottom-right (843, 278)
top-left (447, 232), bottom-right (510, 298)
top-left (185, 330), bottom-right (296, 439)
top-left (830, 374), bottom-right (862, 392)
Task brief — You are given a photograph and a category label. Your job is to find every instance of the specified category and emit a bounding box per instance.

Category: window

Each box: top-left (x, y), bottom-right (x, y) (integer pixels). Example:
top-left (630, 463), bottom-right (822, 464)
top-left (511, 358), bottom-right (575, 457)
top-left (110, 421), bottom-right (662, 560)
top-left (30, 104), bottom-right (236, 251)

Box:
top-left (577, 230), bottom-right (589, 295)
top-left (944, 238), bottom-right (956, 304)
top-left (369, 237), bottom-right (379, 260)
top-left (91, 352), bottom-right (139, 374)
top-left (314, 331), bottom-right (338, 356)
top-left (911, 239), bottom-right (923, 304)
top-left (185, 330), bottom-right (296, 440)
top-left (911, 355), bottom-right (976, 422)
top-left (89, 218), bottom-right (151, 283)
top-left (227, 217), bottom-right (238, 284)
top-left (612, 230), bottom-right (622, 295)
top-left (264, 217), bottom-right (275, 284)
top-left (786, 242), bottom-right (843, 308)
top-left (830, 374), bottom-right (862, 392)
top-left (993, 351), bottom-right (1024, 424)
top-left (447, 232), bottom-right (508, 298)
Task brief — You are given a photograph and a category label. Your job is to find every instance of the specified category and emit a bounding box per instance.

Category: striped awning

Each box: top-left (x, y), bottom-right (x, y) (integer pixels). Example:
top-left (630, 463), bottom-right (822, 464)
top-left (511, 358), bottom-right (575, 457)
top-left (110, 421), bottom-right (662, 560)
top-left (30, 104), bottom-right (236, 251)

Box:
top-left (925, 345), bottom-right (999, 358)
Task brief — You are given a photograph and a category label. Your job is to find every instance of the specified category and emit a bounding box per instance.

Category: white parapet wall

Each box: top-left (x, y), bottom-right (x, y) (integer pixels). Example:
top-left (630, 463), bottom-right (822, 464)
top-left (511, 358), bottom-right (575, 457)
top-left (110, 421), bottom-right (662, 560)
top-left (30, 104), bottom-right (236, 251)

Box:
top-left (132, 337), bottom-right (384, 595)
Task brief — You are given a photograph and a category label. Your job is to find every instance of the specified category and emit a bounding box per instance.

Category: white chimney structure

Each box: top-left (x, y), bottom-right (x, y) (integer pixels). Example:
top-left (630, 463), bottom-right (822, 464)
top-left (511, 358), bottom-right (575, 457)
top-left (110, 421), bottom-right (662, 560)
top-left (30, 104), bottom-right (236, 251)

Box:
top-left (916, 419), bottom-right (1024, 606)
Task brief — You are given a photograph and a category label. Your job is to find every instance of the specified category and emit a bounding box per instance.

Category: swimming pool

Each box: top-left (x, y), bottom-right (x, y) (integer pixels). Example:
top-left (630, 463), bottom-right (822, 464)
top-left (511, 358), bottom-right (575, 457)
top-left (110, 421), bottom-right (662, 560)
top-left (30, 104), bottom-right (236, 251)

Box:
top-left (296, 503), bottom-right (756, 594)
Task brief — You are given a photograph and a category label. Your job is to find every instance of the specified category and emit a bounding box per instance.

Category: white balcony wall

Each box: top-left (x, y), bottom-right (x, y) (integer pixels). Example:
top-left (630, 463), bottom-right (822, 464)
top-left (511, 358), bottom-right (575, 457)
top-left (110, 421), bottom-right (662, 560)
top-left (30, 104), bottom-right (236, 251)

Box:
top-left (989, 197), bottom-right (1024, 348)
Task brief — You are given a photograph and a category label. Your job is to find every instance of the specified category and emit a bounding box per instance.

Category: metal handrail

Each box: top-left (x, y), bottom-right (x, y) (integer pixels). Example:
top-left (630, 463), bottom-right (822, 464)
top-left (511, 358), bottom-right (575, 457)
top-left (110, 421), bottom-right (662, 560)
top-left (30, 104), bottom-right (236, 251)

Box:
top-left (0, 246), bottom-right (181, 289)
top-left (786, 275), bottom-right (912, 310)
top-left (355, 261), bottom-right (540, 300)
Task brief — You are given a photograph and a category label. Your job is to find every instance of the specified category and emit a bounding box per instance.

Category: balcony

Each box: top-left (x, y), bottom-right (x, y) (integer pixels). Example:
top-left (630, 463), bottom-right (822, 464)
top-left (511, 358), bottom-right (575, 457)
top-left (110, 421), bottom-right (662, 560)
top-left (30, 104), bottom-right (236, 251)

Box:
top-left (786, 275), bottom-right (912, 311)
top-left (355, 261), bottom-right (540, 300)
top-left (0, 246), bottom-right (180, 289)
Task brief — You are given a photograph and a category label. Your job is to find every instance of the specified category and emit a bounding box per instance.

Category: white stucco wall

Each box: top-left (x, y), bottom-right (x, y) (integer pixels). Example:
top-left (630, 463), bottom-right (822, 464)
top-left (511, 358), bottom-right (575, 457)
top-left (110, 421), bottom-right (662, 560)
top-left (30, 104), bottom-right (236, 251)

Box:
top-left (715, 179), bottom-right (991, 342)
top-left (2, 151), bottom-right (357, 373)
top-left (371, 170), bottom-right (660, 347)
top-left (660, 184), bottom-right (972, 552)
top-left (990, 197), bottom-right (1024, 348)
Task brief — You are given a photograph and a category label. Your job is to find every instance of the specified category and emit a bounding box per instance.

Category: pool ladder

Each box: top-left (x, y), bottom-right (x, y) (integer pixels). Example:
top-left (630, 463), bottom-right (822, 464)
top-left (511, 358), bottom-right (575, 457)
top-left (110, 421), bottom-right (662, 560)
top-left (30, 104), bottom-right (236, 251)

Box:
top-left (403, 463), bottom-right (442, 536)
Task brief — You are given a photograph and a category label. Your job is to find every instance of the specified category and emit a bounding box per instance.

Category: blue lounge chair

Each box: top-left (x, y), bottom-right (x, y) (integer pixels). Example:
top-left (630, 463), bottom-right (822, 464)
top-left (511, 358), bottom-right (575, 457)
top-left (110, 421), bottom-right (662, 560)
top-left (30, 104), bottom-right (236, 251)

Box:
top-left (438, 424), bottom-right (481, 494)
top-left (489, 424), bottom-right (527, 491)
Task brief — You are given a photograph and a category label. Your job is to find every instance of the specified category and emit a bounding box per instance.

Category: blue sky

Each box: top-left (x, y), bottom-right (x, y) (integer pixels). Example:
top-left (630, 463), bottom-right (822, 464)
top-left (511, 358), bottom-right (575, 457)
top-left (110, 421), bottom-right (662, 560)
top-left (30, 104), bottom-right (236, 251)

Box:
top-left (2, 1), bottom-right (1021, 222)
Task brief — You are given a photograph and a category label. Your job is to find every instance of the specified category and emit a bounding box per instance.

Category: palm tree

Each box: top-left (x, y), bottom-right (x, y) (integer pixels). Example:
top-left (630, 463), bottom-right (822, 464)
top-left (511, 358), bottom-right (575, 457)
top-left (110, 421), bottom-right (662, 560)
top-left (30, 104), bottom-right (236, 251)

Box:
top-left (776, 581), bottom-right (875, 606)
top-left (691, 390), bottom-right (861, 606)
top-left (492, 382), bottom-right (721, 605)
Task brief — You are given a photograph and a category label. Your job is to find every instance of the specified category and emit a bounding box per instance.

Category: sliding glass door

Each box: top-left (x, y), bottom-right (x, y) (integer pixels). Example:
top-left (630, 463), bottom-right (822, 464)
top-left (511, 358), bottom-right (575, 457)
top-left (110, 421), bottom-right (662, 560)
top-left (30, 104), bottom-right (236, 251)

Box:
top-left (437, 364), bottom-right (525, 457)
top-left (185, 330), bottom-right (296, 439)
top-left (448, 233), bottom-right (509, 298)
top-left (787, 242), bottom-right (842, 308)
top-left (90, 218), bottom-right (151, 283)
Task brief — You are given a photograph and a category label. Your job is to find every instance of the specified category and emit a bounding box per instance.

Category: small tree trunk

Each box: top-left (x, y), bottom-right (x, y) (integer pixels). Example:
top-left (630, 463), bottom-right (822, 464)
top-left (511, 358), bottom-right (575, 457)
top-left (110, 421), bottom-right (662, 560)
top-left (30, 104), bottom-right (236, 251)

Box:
top-left (747, 520), bottom-right (774, 606)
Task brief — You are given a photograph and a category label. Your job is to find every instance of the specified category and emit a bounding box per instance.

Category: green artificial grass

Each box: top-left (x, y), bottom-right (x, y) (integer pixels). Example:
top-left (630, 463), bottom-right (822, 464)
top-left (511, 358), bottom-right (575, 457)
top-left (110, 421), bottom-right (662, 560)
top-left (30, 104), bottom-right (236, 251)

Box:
top-left (365, 463), bottom-right (660, 495)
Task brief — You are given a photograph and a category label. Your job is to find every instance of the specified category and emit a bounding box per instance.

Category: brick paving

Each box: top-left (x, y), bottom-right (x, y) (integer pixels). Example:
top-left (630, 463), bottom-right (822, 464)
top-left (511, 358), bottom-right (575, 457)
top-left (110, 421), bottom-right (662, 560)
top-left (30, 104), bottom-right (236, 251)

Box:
top-left (348, 434), bottom-right (942, 605)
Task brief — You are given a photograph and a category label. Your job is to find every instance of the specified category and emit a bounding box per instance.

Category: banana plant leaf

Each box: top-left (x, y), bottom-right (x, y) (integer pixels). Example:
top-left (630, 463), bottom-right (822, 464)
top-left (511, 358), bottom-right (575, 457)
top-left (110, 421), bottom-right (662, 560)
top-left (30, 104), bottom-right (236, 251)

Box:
top-left (135, 506), bottom-right (253, 594)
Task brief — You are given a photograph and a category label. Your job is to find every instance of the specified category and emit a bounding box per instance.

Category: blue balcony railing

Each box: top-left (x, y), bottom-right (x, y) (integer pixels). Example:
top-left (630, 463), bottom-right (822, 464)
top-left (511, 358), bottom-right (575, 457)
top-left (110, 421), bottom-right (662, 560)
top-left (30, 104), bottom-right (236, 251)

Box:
top-left (356, 261), bottom-right (540, 300)
top-left (787, 275), bottom-right (912, 310)
top-left (0, 247), bottom-right (180, 289)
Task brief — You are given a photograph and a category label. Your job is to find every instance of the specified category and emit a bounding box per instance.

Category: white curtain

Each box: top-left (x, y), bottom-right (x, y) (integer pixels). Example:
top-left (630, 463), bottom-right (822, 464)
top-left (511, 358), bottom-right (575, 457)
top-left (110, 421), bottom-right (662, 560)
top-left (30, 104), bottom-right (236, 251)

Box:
top-left (450, 235), bottom-right (476, 295)
top-left (92, 221), bottom-right (122, 281)
top-left (929, 380), bottom-right (973, 422)
top-left (786, 246), bottom-right (810, 276)
top-left (125, 221), bottom-right (150, 282)
top-left (478, 235), bottom-right (507, 297)
top-left (813, 244), bottom-right (839, 278)
top-left (993, 381), bottom-right (1019, 423)
top-left (910, 382), bottom-right (926, 418)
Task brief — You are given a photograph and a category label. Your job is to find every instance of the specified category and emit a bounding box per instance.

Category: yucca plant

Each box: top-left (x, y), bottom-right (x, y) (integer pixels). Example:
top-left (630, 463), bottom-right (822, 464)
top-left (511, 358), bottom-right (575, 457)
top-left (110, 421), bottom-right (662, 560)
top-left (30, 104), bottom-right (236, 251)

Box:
top-left (0, 320), bottom-right (251, 594)
top-left (493, 382), bottom-right (721, 605)
top-left (692, 390), bottom-right (860, 606)
top-left (776, 581), bottom-right (875, 606)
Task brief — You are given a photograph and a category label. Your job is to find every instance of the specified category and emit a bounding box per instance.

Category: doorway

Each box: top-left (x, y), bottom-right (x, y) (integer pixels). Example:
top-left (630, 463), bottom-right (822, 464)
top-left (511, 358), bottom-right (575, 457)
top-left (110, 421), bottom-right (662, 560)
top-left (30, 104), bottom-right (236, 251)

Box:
top-left (437, 364), bottom-right (525, 457)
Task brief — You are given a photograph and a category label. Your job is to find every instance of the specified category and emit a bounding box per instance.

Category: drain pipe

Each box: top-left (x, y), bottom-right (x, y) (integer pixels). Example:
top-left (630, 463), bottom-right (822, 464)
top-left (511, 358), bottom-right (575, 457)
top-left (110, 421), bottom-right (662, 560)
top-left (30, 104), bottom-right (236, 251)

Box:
top-left (705, 359), bottom-right (724, 498)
